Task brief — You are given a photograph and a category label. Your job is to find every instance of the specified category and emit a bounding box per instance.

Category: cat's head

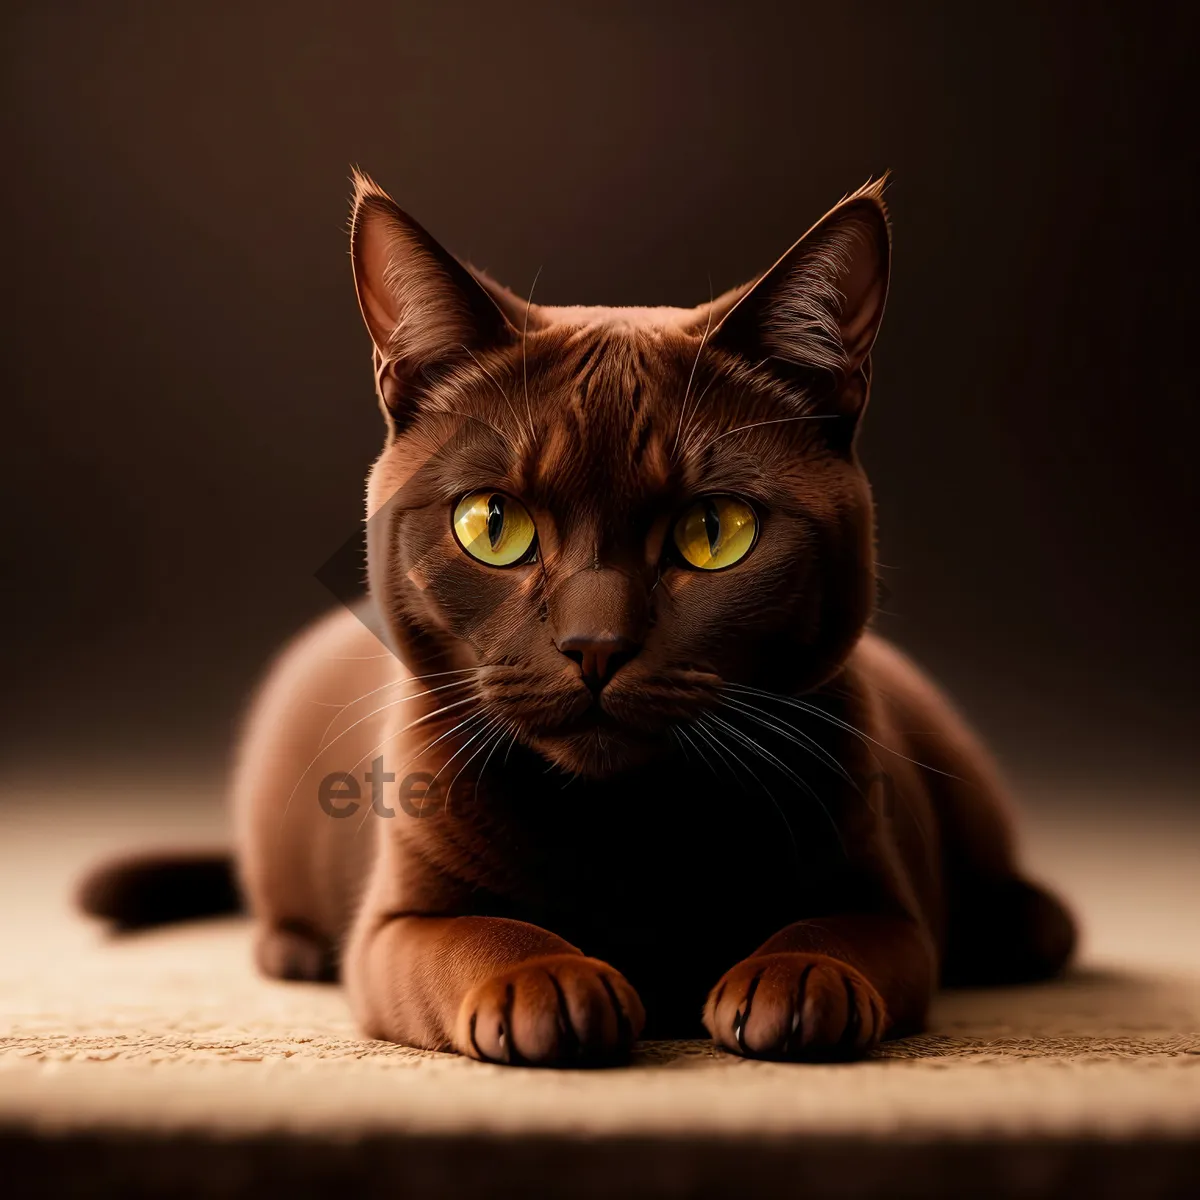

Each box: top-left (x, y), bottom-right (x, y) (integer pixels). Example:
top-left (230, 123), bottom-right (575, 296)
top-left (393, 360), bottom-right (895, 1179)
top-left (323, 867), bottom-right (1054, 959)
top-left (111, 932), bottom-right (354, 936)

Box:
top-left (350, 171), bottom-right (889, 779)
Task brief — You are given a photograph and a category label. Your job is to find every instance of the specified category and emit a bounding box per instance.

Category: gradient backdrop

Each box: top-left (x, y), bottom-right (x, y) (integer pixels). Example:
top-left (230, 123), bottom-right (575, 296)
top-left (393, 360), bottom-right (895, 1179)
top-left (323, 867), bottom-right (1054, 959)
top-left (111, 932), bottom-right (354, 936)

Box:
top-left (3, 0), bottom-right (1196, 795)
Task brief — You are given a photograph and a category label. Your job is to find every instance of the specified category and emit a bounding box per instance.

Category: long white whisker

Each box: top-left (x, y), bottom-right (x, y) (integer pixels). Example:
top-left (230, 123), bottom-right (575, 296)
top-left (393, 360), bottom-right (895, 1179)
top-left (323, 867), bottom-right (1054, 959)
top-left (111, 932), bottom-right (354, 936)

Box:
top-left (669, 726), bottom-right (697, 771)
top-left (674, 722), bottom-right (717, 779)
top-left (315, 676), bottom-right (475, 757)
top-left (280, 693), bottom-right (479, 832)
top-left (726, 683), bottom-right (963, 782)
top-left (691, 413), bottom-right (837, 458)
top-left (345, 698), bottom-right (480, 785)
top-left (690, 715), bottom-right (743, 781)
top-left (475, 719), bottom-right (516, 808)
top-left (697, 714), bottom-right (802, 865)
top-left (706, 711), bottom-right (843, 855)
top-left (521, 267), bottom-right (543, 440)
top-left (431, 407), bottom-right (509, 441)
top-left (674, 287), bottom-right (714, 454)
top-left (678, 370), bottom-right (723, 454)
top-left (719, 695), bottom-right (860, 791)
top-left (319, 671), bottom-right (478, 750)
top-left (692, 716), bottom-right (735, 778)
top-left (696, 714), bottom-right (764, 791)
top-left (460, 344), bottom-right (527, 439)
top-left (353, 709), bottom-right (488, 834)
top-left (441, 715), bottom-right (507, 814)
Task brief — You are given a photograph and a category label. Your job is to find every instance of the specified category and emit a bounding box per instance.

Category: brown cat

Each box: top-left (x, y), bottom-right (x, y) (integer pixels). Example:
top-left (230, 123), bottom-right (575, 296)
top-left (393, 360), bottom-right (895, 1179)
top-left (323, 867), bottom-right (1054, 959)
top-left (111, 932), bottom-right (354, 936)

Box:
top-left (80, 171), bottom-right (1076, 1065)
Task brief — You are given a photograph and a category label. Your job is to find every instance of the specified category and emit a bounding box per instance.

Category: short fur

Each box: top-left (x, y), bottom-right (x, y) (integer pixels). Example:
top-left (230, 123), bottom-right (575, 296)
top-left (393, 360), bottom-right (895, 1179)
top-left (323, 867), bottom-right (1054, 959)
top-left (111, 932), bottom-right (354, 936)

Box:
top-left (80, 173), bottom-right (1075, 1064)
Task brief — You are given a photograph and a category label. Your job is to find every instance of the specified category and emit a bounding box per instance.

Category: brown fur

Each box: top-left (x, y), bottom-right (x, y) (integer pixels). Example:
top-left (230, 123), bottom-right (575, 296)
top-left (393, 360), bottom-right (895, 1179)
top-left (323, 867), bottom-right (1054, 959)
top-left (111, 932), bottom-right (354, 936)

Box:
top-left (81, 172), bottom-right (1075, 1064)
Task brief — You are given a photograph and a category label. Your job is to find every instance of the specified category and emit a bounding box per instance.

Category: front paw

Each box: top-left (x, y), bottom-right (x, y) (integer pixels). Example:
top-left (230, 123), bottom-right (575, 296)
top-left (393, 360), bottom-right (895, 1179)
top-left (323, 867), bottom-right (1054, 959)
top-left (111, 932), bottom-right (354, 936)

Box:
top-left (454, 954), bottom-right (644, 1066)
top-left (704, 952), bottom-right (886, 1061)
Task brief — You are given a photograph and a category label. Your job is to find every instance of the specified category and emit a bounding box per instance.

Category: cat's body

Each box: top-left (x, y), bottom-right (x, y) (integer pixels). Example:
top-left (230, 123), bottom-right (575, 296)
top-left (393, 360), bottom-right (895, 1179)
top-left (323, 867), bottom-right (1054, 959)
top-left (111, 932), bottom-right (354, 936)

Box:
top-left (81, 173), bottom-right (1076, 1063)
top-left (235, 603), bottom-right (1067, 1048)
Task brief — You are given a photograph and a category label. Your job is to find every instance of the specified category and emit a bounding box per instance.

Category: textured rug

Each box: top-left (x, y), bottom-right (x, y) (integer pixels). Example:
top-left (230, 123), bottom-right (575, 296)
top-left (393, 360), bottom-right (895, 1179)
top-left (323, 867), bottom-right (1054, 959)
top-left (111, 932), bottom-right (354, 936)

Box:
top-left (1, 781), bottom-right (1197, 1197)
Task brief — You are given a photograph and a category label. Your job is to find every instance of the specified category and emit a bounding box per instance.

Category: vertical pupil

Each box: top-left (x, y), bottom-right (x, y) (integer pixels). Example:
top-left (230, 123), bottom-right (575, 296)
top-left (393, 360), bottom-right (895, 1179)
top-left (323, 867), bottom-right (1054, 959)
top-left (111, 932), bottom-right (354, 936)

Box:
top-left (486, 495), bottom-right (505, 549)
top-left (703, 500), bottom-right (721, 554)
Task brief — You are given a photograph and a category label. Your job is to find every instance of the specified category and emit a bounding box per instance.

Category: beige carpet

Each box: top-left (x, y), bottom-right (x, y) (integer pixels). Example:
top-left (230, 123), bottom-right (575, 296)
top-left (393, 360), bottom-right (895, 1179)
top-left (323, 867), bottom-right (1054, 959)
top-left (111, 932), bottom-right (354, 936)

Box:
top-left (1, 779), bottom-right (1198, 1197)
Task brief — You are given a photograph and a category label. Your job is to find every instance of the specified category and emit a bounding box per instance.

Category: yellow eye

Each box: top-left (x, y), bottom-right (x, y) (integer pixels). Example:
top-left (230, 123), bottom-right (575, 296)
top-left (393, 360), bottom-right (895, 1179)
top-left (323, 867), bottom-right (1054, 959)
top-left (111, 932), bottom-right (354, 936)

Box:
top-left (452, 491), bottom-right (538, 567)
top-left (672, 495), bottom-right (758, 571)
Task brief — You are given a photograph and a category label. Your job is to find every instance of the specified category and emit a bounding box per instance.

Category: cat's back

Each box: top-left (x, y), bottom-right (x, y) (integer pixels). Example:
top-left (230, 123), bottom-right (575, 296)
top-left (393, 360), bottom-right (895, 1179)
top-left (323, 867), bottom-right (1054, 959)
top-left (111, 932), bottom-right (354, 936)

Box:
top-left (847, 630), bottom-right (1019, 880)
top-left (848, 631), bottom-right (985, 755)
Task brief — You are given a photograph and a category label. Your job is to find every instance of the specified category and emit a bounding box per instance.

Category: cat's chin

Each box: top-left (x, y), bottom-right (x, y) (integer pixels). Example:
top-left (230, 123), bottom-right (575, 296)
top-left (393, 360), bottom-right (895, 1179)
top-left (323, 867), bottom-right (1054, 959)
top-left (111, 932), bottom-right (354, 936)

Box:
top-left (530, 726), bottom-right (667, 780)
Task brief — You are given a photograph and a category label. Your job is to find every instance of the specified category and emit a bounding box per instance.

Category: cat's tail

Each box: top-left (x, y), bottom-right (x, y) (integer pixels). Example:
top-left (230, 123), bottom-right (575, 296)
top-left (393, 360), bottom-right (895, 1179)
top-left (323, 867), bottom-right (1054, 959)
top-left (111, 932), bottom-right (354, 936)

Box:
top-left (76, 851), bottom-right (242, 929)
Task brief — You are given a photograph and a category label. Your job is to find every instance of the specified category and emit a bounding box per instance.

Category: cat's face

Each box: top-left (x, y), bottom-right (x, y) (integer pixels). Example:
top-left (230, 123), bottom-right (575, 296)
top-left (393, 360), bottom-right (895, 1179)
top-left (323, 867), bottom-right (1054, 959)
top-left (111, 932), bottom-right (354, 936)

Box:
top-left (351, 173), bottom-right (889, 778)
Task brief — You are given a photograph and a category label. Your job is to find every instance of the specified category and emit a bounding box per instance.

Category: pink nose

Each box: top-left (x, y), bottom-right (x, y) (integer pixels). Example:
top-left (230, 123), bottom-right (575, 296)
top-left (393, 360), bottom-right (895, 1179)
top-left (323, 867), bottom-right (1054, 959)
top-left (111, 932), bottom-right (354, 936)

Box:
top-left (556, 634), bottom-right (641, 693)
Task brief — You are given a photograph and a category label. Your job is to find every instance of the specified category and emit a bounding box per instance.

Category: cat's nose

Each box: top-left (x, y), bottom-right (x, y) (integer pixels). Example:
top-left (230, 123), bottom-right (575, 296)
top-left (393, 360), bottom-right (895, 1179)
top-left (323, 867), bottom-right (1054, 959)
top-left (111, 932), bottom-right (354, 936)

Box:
top-left (556, 634), bottom-right (641, 693)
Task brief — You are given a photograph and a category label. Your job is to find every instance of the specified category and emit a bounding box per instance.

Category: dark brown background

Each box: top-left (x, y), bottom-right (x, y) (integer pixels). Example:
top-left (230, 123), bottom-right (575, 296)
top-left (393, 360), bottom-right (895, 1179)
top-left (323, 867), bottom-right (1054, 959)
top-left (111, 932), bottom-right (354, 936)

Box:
top-left (2, 0), bottom-right (1196, 790)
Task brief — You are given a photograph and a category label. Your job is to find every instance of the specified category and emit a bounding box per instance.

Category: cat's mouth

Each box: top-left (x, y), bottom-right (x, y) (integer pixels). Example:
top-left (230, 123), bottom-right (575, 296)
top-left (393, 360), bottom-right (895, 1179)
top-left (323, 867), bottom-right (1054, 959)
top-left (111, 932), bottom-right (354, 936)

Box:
top-left (477, 664), bottom-right (723, 777)
top-left (554, 704), bottom-right (631, 736)
top-left (531, 719), bottom-right (665, 778)
top-left (527, 689), bottom-right (716, 778)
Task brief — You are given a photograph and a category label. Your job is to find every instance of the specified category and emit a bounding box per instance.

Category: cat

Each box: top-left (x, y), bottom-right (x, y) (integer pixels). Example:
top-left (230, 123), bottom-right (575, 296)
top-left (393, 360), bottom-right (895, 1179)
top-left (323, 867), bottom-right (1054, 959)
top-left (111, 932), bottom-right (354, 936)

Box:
top-left (79, 170), bottom-right (1076, 1065)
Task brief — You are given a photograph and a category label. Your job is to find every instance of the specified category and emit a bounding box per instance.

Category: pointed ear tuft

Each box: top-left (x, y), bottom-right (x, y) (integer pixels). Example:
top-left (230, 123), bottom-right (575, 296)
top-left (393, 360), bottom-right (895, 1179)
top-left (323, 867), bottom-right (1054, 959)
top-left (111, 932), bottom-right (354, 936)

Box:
top-left (705, 176), bottom-right (892, 410)
top-left (348, 169), bottom-right (517, 426)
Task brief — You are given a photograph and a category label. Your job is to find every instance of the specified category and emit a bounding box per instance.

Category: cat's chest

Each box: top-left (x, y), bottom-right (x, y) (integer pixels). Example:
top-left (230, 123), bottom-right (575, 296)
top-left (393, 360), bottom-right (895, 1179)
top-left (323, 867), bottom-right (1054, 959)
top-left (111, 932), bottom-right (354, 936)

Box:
top-left (470, 779), bottom-right (849, 945)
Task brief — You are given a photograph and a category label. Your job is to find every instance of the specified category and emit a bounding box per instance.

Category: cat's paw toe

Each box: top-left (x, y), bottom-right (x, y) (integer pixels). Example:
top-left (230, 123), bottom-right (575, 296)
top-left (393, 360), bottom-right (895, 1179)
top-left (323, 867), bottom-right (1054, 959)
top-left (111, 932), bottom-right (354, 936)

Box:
top-left (455, 955), bottom-right (644, 1066)
top-left (704, 952), bottom-right (885, 1061)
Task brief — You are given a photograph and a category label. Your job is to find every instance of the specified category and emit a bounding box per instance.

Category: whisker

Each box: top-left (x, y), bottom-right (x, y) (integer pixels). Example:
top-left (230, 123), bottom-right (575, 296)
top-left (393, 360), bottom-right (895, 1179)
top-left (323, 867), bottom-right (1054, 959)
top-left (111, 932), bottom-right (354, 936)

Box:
top-left (521, 266), bottom-right (543, 441)
top-left (318, 671), bottom-right (478, 750)
top-left (668, 726), bottom-right (695, 770)
top-left (694, 714), bottom-right (760, 787)
top-left (459, 344), bottom-right (527, 439)
top-left (475, 719), bottom-right (517, 808)
top-left (280, 691), bottom-right (480, 834)
top-left (673, 281), bottom-right (715, 454)
top-left (690, 715), bottom-right (743, 782)
top-left (691, 710), bottom-right (744, 787)
top-left (353, 708), bottom-right (489, 834)
top-left (331, 697), bottom-right (481, 830)
top-left (689, 413), bottom-right (837, 460)
top-left (439, 714), bottom-right (506, 813)
top-left (705, 711), bottom-right (844, 856)
top-left (725, 683), bottom-right (964, 782)
top-left (315, 676), bottom-right (475, 757)
top-left (674, 722), bottom-right (718, 779)
top-left (344, 698), bottom-right (480, 786)
top-left (430, 407), bottom-right (509, 441)
top-left (677, 370), bottom-right (722, 454)
top-left (405, 667), bottom-right (484, 683)
top-left (696, 714), bottom-right (802, 866)
top-left (718, 695), bottom-right (860, 792)
top-left (503, 725), bottom-right (521, 766)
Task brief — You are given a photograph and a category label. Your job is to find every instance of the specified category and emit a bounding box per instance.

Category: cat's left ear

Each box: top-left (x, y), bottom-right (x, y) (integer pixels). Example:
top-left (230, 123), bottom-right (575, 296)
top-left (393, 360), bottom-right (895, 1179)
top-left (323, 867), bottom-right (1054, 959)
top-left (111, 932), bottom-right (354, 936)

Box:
top-left (349, 169), bottom-right (521, 430)
top-left (698, 178), bottom-right (891, 431)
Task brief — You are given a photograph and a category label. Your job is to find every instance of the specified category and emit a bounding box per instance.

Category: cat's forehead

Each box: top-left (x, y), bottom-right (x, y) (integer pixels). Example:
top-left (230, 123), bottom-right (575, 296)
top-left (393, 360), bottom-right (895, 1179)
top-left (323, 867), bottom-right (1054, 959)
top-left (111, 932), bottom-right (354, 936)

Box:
top-left (518, 325), bottom-right (692, 505)
top-left (526, 320), bottom-right (698, 419)
top-left (394, 319), bottom-right (804, 524)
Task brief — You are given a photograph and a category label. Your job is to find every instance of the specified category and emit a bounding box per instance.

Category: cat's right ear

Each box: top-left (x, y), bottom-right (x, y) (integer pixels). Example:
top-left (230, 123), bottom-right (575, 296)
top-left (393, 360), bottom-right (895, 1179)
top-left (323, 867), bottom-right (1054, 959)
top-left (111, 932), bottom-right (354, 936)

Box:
top-left (694, 178), bottom-right (891, 443)
top-left (349, 170), bottom-right (518, 430)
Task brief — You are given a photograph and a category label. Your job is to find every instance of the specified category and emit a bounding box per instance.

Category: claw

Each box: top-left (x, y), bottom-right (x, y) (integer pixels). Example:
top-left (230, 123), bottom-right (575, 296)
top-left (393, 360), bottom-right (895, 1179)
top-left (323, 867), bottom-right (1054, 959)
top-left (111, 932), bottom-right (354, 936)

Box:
top-left (599, 973), bottom-right (633, 1049)
top-left (545, 970), bottom-right (580, 1058)
top-left (841, 975), bottom-right (862, 1049)
top-left (782, 962), bottom-right (815, 1057)
top-left (733, 971), bottom-right (763, 1054)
